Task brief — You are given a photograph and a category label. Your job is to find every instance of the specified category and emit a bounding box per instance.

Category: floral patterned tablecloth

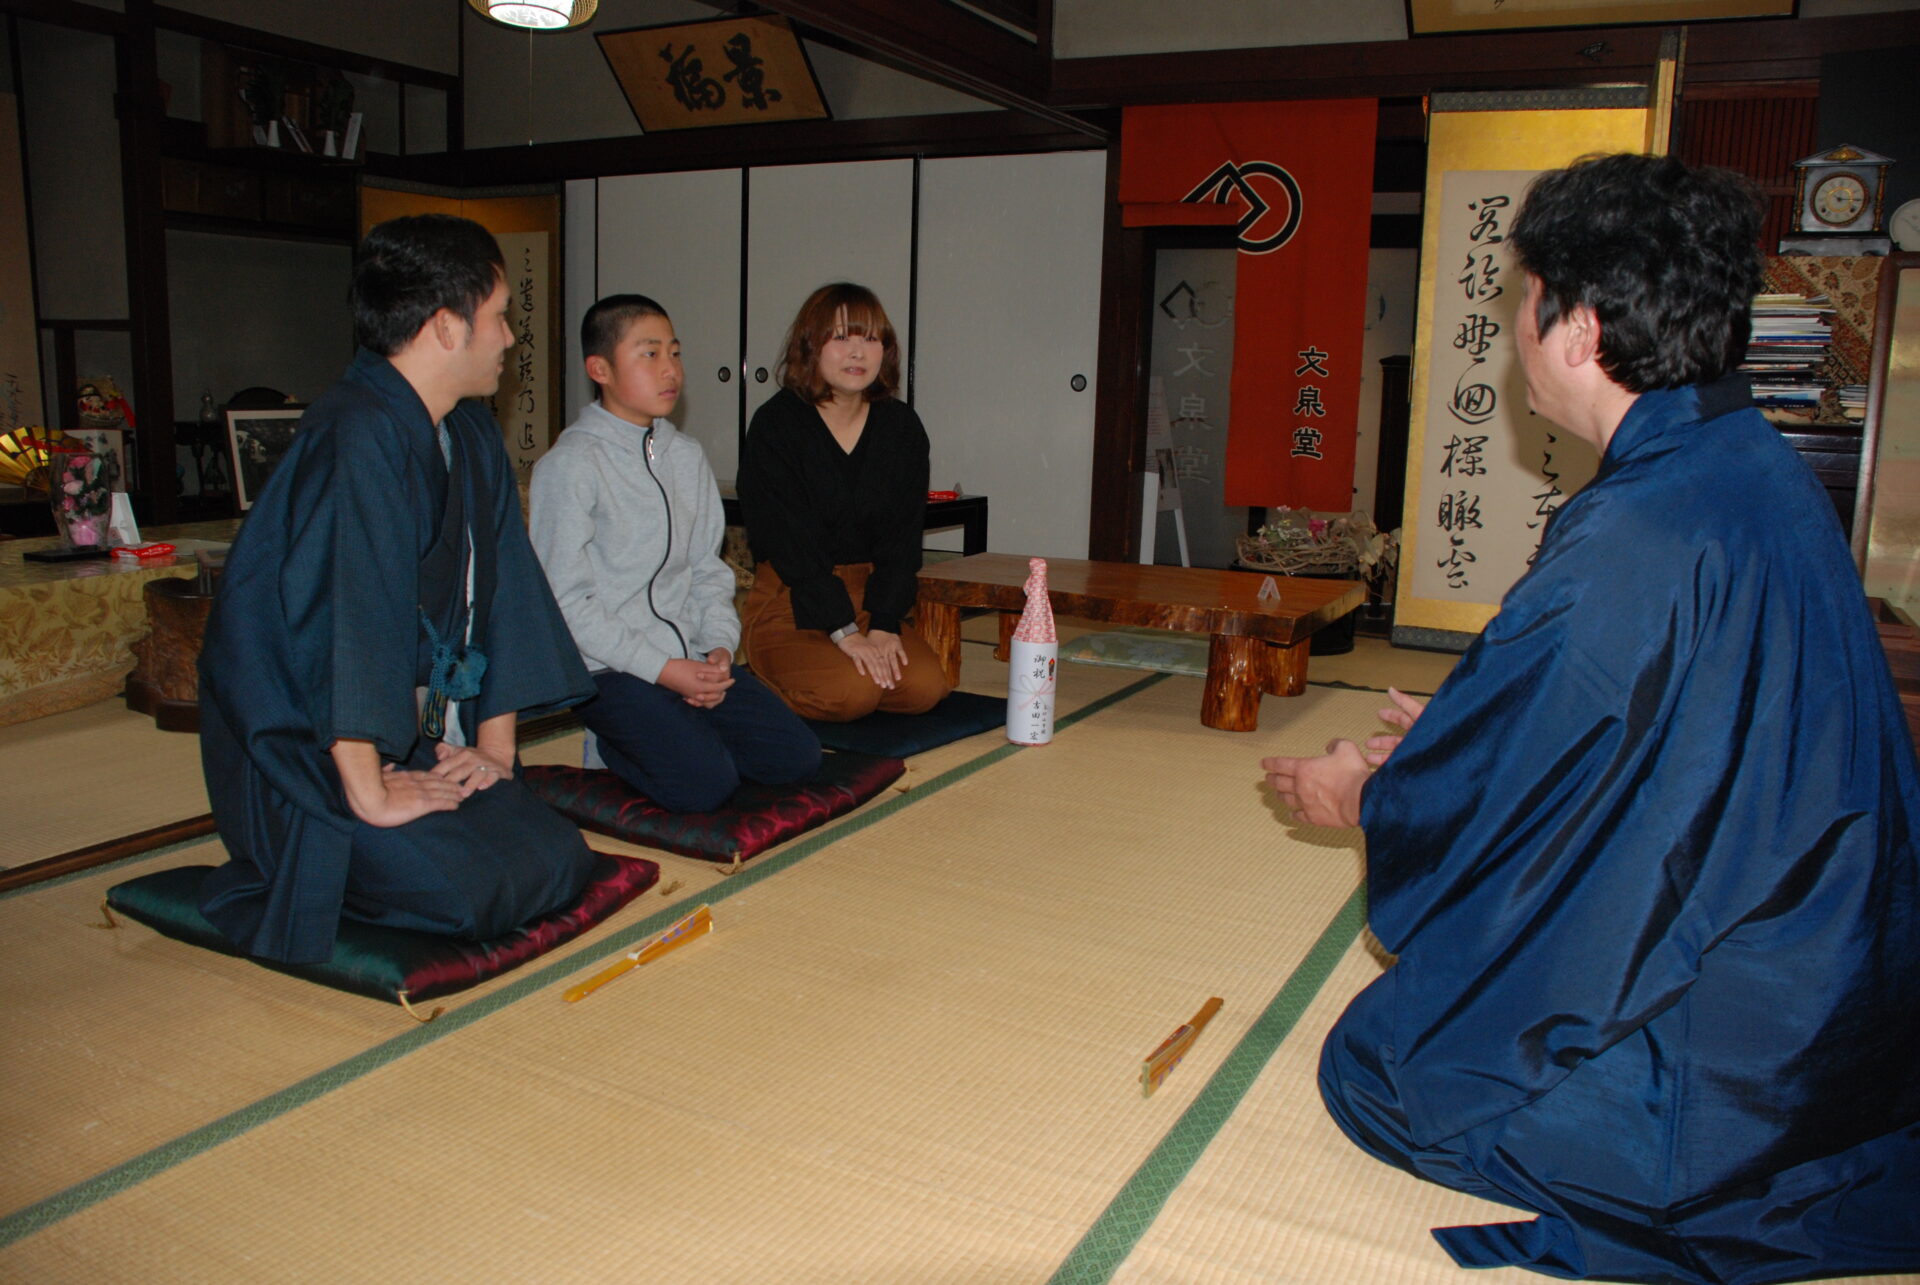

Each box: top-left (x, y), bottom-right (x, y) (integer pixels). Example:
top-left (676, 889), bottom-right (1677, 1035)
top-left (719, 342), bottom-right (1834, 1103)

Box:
top-left (0, 520), bottom-right (241, 727)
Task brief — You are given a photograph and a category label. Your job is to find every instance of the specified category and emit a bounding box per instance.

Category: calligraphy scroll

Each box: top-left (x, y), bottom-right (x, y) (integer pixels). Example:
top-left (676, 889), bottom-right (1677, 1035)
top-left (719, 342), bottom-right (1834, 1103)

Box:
top-left (598, 16), bottom-right (828, 133)
top-left (489, 231), bottom-right (551, 475)
top-left (1394, 92), bottom-right (1649, 645)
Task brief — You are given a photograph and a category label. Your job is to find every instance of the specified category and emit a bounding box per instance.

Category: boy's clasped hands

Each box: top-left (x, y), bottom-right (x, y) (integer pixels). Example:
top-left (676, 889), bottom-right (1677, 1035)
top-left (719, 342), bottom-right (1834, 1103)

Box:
top-left (659, 649), bottom-right (736, 708)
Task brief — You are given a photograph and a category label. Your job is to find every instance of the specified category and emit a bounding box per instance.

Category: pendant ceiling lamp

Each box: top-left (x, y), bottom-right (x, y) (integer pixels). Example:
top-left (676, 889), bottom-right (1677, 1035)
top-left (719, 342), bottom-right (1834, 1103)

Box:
top-left (467, 0), bottom-right (597, 30)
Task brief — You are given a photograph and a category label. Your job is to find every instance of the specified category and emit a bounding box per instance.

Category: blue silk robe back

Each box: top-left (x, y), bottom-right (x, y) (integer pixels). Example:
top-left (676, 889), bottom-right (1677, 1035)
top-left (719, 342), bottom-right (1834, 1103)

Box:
top-left (1324, 380), bottom-right (1920, 1283)
top-left (196, 350), bottom-right (593, 965)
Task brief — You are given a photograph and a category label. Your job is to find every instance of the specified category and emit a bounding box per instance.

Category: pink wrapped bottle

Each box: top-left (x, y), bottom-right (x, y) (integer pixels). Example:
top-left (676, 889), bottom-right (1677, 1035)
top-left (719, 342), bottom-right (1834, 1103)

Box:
top-left (1007, 557), bottom-right (1058, 745)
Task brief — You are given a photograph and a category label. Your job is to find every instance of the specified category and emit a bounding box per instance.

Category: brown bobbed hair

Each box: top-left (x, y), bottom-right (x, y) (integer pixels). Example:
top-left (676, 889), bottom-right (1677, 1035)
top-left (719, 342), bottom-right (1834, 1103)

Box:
top-left (775, 282), bottom-right (900, 404)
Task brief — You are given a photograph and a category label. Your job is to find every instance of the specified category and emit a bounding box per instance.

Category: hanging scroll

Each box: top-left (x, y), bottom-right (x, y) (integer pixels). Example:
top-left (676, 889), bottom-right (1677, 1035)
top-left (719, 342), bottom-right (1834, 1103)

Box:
top-left (491, 231), bottom-right (552, 476)
top-left (1393, 90), bottom-right (1650, 647)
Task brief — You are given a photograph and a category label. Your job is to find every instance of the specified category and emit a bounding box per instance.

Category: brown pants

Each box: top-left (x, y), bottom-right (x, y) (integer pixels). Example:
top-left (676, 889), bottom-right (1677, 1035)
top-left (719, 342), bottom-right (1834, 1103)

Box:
top-left (743, 562), bottom-right (952, 722)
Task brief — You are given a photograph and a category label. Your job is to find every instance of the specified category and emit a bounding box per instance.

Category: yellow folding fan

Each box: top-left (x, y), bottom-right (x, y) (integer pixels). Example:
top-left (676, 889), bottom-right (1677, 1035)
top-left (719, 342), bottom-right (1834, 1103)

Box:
top-left (0, 427), bottom-right (68, 491)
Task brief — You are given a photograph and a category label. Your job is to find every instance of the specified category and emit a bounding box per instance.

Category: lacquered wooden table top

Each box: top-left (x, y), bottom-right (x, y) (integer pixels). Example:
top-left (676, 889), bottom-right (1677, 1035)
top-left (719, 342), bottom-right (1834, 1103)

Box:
top-left (916, 553), bottom-right (1361, 644)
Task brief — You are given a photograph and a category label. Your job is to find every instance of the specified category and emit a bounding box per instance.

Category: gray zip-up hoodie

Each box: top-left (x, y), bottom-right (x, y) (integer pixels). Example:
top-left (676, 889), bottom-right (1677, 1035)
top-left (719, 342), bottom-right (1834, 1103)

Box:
top-left (528, 401), bottom-right (739, 684)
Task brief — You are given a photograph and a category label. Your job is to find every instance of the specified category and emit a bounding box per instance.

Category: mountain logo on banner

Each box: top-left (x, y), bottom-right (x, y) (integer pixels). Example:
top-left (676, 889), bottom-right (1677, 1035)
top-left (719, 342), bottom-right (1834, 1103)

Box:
top-left (1180, 160), bottom-right (1303, 254)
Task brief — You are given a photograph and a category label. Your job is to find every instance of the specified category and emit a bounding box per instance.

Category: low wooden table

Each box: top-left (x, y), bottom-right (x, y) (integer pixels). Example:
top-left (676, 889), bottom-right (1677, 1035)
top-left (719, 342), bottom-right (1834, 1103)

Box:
top-left (915, 554), bottom-right (1363, 732)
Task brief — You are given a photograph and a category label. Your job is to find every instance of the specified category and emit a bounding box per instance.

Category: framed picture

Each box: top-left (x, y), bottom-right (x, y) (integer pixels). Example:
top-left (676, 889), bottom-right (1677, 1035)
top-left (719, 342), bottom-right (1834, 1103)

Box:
top-left (225, 407), bottom-right (304, 511)
top-left (64, 426), bottom-right (129, 493)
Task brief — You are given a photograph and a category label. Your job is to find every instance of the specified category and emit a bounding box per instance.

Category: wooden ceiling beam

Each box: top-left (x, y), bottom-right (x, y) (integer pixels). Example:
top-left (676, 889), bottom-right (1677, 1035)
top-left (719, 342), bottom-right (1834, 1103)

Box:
top-left (1047, 10), bottom-right (1920, 108)
top-left (751, 0), bottom-right (1104, 138)
top-left (385, 107), bottom-right (1108, 188)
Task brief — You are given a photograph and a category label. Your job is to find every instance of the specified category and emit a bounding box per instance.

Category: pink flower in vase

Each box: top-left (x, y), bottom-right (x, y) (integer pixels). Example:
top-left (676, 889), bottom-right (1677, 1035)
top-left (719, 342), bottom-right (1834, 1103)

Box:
top-left (1308, 518), bottom-right (1329, 539)
top-left (67, 514), bottom-right (106, 546)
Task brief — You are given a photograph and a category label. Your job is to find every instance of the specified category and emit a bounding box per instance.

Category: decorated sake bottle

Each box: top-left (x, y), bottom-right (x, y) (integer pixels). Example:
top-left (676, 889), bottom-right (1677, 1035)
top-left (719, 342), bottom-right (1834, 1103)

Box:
top-left (1006, 556), bottom-right (1058, 746)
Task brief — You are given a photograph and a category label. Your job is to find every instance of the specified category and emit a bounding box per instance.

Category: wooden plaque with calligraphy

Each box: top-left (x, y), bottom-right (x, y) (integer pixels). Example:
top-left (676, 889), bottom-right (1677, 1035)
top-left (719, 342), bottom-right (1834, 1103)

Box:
top-left (597, 16), bottom-right (829, 133)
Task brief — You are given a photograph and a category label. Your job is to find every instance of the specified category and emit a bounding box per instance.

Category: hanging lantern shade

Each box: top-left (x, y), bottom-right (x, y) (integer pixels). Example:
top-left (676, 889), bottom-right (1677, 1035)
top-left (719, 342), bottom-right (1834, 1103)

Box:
top-left (467, 0), bottom-right (597, 31)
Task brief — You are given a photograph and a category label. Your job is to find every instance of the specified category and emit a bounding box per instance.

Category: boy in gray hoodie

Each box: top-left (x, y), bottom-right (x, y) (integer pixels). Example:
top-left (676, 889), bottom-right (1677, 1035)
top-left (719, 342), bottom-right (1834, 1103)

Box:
top-left (530, 294), bottom-right (819, 811)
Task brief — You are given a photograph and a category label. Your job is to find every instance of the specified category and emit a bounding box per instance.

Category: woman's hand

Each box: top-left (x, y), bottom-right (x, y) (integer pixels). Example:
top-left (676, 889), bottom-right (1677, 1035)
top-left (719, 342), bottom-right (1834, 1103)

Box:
top-left (838, 628), bottom-right (906, 688)
top-left (432, 740), bottom-right (515, 791)
top-left (1363, 687), bottom-right (1427, 767)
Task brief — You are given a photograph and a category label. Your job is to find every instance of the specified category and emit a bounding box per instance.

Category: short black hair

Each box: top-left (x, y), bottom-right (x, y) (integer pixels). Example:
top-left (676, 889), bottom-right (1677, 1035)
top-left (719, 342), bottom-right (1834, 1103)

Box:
top-left (350, 215), bottom-right (505, 357)
top-left (581, 293), bottom-right (672, 367)
top-left (1508, 153), bottom-right (1764, 392)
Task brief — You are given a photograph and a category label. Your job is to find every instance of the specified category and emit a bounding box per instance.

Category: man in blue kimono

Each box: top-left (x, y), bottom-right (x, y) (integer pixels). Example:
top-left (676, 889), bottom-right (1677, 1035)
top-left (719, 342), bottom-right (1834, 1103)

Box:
top-left (197, 215), bottom-right (596, 965)
top-left (1265, 154), bottom-right (1919, 1283)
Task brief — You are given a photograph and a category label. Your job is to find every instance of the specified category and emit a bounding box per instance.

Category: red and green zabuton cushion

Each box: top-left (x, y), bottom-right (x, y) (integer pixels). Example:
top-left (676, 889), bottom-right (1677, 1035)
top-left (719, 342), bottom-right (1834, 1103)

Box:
top-left (106, 853), bottom-right (659, 1005)
top-left (521, 749), bottom-right (905, 868)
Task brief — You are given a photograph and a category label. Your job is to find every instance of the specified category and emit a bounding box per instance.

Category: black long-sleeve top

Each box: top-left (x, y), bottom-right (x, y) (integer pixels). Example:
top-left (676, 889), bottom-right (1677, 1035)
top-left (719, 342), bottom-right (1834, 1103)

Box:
top-left (739, 387), bottom-right (930, 635)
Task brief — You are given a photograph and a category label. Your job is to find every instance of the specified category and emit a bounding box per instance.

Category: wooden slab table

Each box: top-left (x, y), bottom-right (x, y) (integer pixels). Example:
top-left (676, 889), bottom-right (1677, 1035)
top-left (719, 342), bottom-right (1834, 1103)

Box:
top-left (915, 554), bottom-right (1363, 732)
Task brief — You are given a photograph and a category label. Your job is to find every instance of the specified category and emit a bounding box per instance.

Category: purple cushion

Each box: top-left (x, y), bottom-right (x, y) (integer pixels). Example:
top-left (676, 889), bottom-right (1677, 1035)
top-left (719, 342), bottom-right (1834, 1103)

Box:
top-left (523, 750), bottom-right (905, 865)
top-left (107, 853), bottom-right (660, 1004)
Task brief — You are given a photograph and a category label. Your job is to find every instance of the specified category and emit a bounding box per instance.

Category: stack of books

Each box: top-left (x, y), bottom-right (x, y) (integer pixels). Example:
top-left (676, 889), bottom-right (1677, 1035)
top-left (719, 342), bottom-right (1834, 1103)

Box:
top-left (1745, 292), bottom-right (1835, 423)
top-left (1836, 383), bottom-right (1868, 424)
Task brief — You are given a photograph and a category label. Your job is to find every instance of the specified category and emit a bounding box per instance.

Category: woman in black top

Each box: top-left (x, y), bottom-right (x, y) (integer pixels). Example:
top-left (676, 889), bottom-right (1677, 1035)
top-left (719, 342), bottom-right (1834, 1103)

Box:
top-left (738, 283), bottom-right (953, 721)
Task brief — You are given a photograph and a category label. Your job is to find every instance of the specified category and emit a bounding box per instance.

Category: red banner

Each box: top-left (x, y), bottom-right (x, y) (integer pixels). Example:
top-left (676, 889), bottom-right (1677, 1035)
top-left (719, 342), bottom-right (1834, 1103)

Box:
top-left (1120, 101), bottom-right (1378, 510)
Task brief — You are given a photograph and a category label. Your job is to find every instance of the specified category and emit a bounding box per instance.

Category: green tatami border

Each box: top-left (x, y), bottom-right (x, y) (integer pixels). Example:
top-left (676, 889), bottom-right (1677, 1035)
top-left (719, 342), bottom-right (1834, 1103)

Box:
top-left (0, 672), bottom-right (1168, 1249)
top-left (1048, 884), bottom-right (1369, 1285)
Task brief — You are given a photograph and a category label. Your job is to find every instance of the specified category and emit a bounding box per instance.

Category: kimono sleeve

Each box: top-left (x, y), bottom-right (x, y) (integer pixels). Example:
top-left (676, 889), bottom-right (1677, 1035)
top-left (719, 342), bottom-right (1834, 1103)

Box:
top-left (469, 416), bottom-right (594, 721)
top-left (293, 397), bottom-right (429, 762)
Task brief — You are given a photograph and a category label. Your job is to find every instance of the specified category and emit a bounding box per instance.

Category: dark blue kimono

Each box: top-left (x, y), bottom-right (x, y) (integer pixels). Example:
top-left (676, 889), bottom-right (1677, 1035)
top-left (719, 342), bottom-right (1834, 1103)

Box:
top-left (1322, 380), bottom-right (1920, 1283)
top-left (197, 349), bottom-right (595, 965)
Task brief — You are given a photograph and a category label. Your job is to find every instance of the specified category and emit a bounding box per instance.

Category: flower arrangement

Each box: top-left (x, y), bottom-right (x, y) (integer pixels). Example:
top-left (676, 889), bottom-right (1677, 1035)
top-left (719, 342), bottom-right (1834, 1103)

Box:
top-left (1237, 508), bottom-right (1399, 587)
top-left (49, 445), bottom-right (112, 549)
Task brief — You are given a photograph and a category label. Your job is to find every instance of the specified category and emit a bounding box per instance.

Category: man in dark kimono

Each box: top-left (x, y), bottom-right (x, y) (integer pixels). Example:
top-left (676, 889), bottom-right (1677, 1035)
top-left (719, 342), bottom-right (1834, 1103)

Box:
top-left (197, 215), bottom-right (595, 965)
top-left (1265, 155), bottom-right (1919, 1283)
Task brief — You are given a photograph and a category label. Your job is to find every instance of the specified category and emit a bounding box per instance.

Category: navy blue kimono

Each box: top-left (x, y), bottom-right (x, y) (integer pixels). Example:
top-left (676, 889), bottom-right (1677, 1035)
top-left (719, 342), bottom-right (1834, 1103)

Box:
top-left (197, 349), bottom-right (595, 965)
top-left (1322, 380), bottom-right (1920, 1283)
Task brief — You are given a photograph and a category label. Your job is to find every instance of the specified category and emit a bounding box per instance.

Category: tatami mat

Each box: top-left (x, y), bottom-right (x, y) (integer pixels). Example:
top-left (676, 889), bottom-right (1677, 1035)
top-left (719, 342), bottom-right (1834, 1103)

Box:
top-left (1307, 636), bottom-right (1459, 696)
top-left (1110, 934), bottom-right (1537, 1284)
top-left (2, 676), bottom-right (1387, 1282)
top-left (0, 701), bottom-right (209, 865)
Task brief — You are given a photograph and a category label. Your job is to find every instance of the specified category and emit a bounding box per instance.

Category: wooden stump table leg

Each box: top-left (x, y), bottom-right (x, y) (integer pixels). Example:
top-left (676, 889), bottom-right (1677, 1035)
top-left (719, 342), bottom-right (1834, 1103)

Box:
top-left (1266, 638), bottom-right (1310, 697)
top-left (1201, 634), bottom-right (1267, 732)
top-left (917, 601), bottom-right (964, 688)
top-left (994, 611), bottom-right (1017, 662)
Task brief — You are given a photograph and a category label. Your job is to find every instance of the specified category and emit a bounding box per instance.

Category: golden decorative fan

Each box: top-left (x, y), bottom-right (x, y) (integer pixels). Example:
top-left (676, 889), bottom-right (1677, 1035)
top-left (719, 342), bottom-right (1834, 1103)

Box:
top-left (0, 427), bottom-right (68, 492)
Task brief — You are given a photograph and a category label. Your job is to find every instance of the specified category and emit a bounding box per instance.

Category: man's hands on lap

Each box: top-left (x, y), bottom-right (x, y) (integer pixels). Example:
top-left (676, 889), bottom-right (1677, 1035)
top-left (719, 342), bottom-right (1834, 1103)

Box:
top-left (430, 740), bottom-right (514, 791)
